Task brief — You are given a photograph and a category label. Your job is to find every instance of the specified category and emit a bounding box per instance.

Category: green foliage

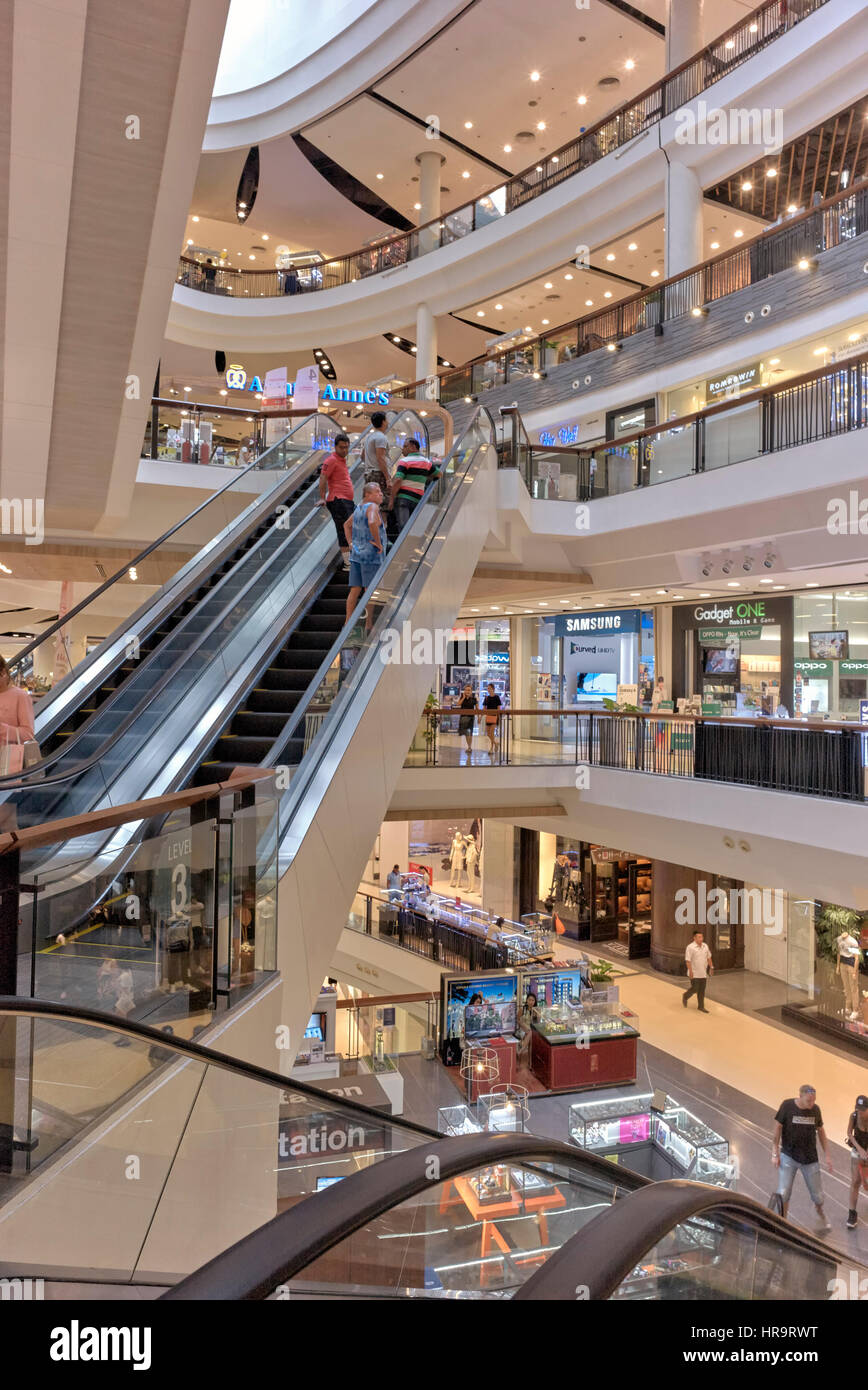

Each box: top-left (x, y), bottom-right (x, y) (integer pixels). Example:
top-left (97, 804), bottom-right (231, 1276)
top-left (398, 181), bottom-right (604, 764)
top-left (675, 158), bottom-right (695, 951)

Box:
top-left (589, 958), bottom-right (616, 985)
top-left (815, 902), bottom-right (863, 964)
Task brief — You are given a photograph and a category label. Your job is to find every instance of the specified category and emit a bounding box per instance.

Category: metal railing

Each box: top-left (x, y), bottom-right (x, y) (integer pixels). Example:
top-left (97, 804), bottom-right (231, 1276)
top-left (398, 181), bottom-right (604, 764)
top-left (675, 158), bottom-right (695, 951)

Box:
top-left (348, 889), bottom-right (511, 972)
top-left (415, 708), bottom-right (868, 803)
top-left (500, 351), bottom-right (868, 500)
top-left (396, 181), bottom-right (868, 406)
top-left (175, 0), bottom-right (829, 306)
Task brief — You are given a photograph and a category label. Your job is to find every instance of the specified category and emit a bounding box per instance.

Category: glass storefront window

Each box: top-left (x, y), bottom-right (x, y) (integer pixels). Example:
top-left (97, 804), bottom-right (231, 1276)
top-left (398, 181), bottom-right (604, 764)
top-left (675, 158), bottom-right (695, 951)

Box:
top-left (794, 587), bottom-right (868, 717)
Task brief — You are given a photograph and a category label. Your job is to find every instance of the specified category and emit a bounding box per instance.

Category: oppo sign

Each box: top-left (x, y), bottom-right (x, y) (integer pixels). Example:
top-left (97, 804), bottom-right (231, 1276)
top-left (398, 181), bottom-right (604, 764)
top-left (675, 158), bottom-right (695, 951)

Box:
top-left (693, 601), bottom-right (770, 626)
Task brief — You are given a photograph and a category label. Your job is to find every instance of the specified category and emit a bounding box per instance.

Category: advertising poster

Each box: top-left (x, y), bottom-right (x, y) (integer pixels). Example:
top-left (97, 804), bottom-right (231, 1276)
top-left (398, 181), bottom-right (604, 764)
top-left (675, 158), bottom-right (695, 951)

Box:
top-left (293, 364), bottom-right (319, 411)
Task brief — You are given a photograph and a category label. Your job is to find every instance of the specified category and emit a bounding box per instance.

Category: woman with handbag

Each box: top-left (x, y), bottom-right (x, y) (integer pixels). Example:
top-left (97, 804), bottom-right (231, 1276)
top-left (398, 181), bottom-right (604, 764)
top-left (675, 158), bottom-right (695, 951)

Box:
top-left (0, 657), bottom-right (35, 774)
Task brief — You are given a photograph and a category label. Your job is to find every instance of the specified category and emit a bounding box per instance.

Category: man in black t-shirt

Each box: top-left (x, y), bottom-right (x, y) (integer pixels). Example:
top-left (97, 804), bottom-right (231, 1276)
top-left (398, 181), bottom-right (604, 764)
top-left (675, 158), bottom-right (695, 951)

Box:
top-left (772, 1084), bottom-right (833, 1231)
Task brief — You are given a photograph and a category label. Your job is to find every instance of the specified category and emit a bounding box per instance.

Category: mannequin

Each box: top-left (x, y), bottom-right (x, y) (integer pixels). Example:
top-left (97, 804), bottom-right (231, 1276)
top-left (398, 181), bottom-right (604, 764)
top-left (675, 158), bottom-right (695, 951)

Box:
top-left (837, 931), bottom-right (863, 1020)
top-left (449, 831), bottom-right (465, 888)
top-left (463, 835), bottom-right (479, 889)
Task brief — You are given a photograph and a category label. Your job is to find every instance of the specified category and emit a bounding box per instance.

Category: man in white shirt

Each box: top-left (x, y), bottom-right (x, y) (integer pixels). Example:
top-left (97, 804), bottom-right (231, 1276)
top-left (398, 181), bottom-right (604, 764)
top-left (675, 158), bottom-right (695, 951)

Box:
top-left (683, 930), bottom-right (713, 1012)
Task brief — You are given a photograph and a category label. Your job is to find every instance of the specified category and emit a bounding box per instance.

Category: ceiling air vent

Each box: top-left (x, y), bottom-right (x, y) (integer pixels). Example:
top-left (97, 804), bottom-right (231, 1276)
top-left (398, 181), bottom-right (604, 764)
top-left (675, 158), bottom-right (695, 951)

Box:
top-left (598, 76), bottom-right (621, 89)
top-left (515, 131), bottom-right (536, 144)
top-left (545, 294), bottom-right (561, 301)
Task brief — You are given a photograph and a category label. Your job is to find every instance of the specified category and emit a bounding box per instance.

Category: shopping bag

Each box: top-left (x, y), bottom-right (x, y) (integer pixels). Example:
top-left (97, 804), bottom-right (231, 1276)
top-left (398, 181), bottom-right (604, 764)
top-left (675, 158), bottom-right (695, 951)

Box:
top-left (22, 739), bottom-right (41, 769)
top-left (554, 914), bottom-right (566, 936)
top-left (0, 729), bottom-right (24, 775)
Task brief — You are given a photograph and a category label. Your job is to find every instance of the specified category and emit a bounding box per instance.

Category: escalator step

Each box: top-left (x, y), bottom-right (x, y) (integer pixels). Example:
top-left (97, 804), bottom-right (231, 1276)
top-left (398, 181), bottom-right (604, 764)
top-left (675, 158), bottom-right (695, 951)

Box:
top-left (216, 736), bottom-right (274, 761)
top-left (286, 633), bottom-right (335, 651)
top-left (247, 689), bottom-right (303, 713)
top-left (261, 669), bottom-right (317, 690)
top-left (231, 712), bottom-right (292, 737)
top-left (297, 615), bottom-right (345, 634)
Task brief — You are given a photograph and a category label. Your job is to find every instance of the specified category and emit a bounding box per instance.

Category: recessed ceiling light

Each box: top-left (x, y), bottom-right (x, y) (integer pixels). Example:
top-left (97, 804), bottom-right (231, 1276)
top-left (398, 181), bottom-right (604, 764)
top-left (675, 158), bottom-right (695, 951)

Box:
top-left (443, 360), bottom-right (451, 367)
top-left (766, 168), bottom-right (777, 178)
top-left (186, 239), bottom-right (193, 246)
top-left (655, 589), bottom-right (667, 595)
top-left (806, 582), bottom-right (820, 588)
top-left (542, 318), bottom-right (550, 325)
top-left (741, 181), bottom-right (752, 191)
top-left (848, 332), bottom-right (861, 342)
top-left (504, 144), bottom-right (512, 153)
top-left (537, 121), bottom-right (546, 131)
top-left (578, 95), bottom-right (587, 105)
top-left (769, 357), bottom-right (780, 365)
top-left (191, 215), bottom-right (200, 223)
top-left (585, 299), bottom-right (593, 306)
top-left (464, 121), bottom-right (473, 129)
top-left (699, 592), bottom-right (712, 598)
top-left (710, 241), bottom-right (720, 249)
top-left (462, 170), bottom-right (471, 178)
top-left (772, 584), bottom-right (785, 590)
top-left (606, 253), bottom-right (615, 261)
top-left (813, 347), bottom-right (828, 356)
top-left (413, 202), bottom-right (421, 210)
top-left (248, 253), bottom-right (255, 260)
top-left (628, 242), bottom-right (637, 251)
top-left (594, 603), bottom-right (605, 608)
top-left (630, 592), bottom-right (641, 597)
top-left (544, 282), bottom-right (553, 289)
top-left (727, 581), bottom-right (741, 587)
top-left (410, 346), bottom-right (417, 352)
top-left (376, 173), bottom-right (384, 180)
top-left (183, 385), bottom-right (192, 392)
top-left (495, 303), bottom-right (504, 310)
top-left (650, 269), bottom-right (660, 278)
top-left (564, 273), bottom-right (573, 280)
top-left (734, 229), bottom-right (744, 238)
top-left (219, 388), bottom-right (227, 396)
top-left (477, 310), bottom-right (485, 317)
top-left (393, 335), bottom-right (401, 342)
top-left (539, 602), bottom-right (548, 607)
top-left (261, 233), bottom-right (269, 240)
top-left (524, 325), bottom-right (533, 332)
top-left (530, 70), bottom-right (540, 81)
top-left (552, 156), bottom-right (559, 163)
top-left (625, 58), bottom-right (635, 70)
top-left (759, 579), bottom-right (774, 585)
top-left (490, 605), bottom-right (500, 611)
top-left (604, 291), bottom-right (612, 298)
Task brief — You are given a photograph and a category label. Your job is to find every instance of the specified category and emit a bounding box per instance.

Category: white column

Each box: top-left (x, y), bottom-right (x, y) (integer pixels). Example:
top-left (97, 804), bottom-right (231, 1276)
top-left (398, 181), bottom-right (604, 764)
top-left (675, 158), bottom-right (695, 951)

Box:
top-left (415, 149), bottom-right (444, 255)
top-left (415, 301), bottom-right (438, 383)
top-left (666, 0), bottom-right (704, 70)
top-left (664, 157), bottom-right (704, 279)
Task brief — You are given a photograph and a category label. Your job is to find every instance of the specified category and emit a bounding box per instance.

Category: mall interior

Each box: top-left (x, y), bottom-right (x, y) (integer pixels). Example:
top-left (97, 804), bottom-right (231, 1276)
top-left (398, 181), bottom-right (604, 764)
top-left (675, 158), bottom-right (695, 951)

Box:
top-left (2, 0), bottom-right (868, 1307)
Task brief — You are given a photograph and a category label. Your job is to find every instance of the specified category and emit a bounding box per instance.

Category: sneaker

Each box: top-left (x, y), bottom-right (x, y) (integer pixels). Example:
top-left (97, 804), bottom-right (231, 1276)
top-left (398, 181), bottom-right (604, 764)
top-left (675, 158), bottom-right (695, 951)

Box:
top-left (847, 1210), bottom-right (858, 1229)
top-left (816, 1218), bottom-right (832, 1234)
top-left (698, 1007), bottom-right (710, 1013)
top-left (341, 556), bottom-right (350, 571)
top-left (682, 992), bottom-right (688, 1007)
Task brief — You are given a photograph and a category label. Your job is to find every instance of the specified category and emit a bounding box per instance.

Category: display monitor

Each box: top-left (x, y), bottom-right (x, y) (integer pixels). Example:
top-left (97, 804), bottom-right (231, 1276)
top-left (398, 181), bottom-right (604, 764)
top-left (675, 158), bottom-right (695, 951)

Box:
top-left (524, 967), bottom-right (588, 1007)
top-left (808, 630), bottom-right (849, 660)
top-left (443, 974), bottom-right (519, 1042)
top-left (702, 647), bottom-right (738, 675)
top-left (576, 671), bottom-right (618, 697)
top-left (316, 1176), bottom-right (345, 1191)
top-left (840, 677), bottom-right (867, 702)
top-left (303, 1013), bottom-right (326, 1042)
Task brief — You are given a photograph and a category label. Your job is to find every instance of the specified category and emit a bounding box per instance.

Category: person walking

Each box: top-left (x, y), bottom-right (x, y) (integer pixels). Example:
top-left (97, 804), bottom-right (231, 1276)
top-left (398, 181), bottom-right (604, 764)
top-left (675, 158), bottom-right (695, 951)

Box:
top-left (683, 929), bottom-right (713, 1011)
top-left (202, 258), bottom-right (217, 292)
top-left (846, 1095), bottom-right (868, 1229)
top-left (318, 432), bottom-right (355, 570)
top-left (772, 1084), bottom-right (833, 1232)
top-left (482, 683), bottom-right (502, 758)
top-left (344, 482), bottom-right (386, 630)
top-left (457, 683), bottom-right (476, 759)
top-left (388, 437), bottom-right (440, 532)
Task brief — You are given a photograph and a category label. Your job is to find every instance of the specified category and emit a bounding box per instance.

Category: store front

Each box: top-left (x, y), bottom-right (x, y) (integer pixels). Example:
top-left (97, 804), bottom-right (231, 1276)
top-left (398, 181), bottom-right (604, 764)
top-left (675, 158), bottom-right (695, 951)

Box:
top-left (512, 609), bottom-right (654, 720)
top-left (794, 586), bottom-right (868, 716)
top-left (532, 833), bottom-right (653, 957)
top-left (443, 619), bottom-right (511, 709)
top-left (672, 595), bottom-right (793, 714)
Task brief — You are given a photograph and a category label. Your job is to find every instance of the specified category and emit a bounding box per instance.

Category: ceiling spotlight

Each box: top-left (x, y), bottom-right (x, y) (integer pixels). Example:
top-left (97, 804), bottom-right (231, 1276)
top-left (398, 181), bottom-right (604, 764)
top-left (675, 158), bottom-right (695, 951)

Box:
top-left (766, 168), bottom-right (777, 178)
top-left (462, 170), bottom-right (471, 179)
top-left (701, 562), bottom-right (712, 578)
top-left (537, 122), bottom-right (547, 131)
top-left (650, 270), bottom-right (660, 278)
top-left (734, 229), bottom-right (744, 238)
top-left (544, 282), bottom-right (553, 289)
top-left (393, 335), bottom-right (401, 342)
top-left (495, 303), bottom-right (504, 310)
top-left (625, 58), bottom-right (635, 70)
top-left (690, 305), bottom-right (708, 317)
top-left (742, 556), bottom-right (754, 573)
top-left (464, 121), bottom-right (473, 129)
top-left (376, 173), bottom-right (384, 180)
top-left (578, 95), bottom-right (587, 105)
top-left (710, 241), bottom-right (720, 250)
top-left (763, 551), bottom-right (777, 569)
top-left (477, 310), bottom-right (485, 317)
top-left (797, 257), bottom-right (818, 270)
top-left (769, 357), bottom-right (780, 366)
top-left (503, 144), bottom-right (513, 153)
top-left (530, 70), bottom-right (540, 81)
top-left (585, 299), bottom-right (593, 307)
top-left (414, 202), bottom-right (421, 210)
top-left (741, 181), bottom-right (752, 192)
top-left (721, 559), bottom-right (733, 575)
top-left (564, 273), bottom-right (573, 281)
top-left (603, 291), bottom-right (612, 299)
top-left (628, 242), bottom-right (638, 251)
top-left (606, 253), bottom-right (615, 262)
top-left (191, 215), bottom-right (200, 223)
top-left (606, 342), bottom-right (622, 353)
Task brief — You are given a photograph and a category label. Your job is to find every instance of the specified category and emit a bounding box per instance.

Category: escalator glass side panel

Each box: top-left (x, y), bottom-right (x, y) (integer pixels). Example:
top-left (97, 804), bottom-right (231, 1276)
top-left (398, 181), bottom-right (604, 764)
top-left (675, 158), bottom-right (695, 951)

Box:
top-left (610, 1210), bottom-right (837, 1301)
top-left (279, 1158), bottom-right (629, 1300)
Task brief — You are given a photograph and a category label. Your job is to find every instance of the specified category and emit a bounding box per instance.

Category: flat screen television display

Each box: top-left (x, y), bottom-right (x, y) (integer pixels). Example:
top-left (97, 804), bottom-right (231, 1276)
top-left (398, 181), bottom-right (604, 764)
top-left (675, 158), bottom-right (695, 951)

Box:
top-left (809, 630), bottom-right (849, 660)
top-left (524, 967), bottom-right (587, 1008)
top-left (443, 975), bottom-right (518, 1041)
top-left (303, 1013), bottom-right (326, 1041)
top-left (316, 1176), bottom-right (345, 1191)
top-left (576, 671), bottom-right (618, 697)
top-left (839, 678), bottom-right (867, 702)
top-left (702, 647), bottom-right (738, 675)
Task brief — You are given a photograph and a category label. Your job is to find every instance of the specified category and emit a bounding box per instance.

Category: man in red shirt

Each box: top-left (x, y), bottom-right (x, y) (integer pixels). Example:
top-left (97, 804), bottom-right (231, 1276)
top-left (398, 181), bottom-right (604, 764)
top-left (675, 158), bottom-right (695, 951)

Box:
top-left (318, 433), bottom-right (355, 569)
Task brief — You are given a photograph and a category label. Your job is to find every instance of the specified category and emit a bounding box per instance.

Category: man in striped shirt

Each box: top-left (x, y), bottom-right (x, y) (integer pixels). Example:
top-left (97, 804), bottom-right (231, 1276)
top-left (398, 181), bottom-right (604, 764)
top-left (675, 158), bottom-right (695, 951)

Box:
top-left (388, 438), bottom-right (440, 532)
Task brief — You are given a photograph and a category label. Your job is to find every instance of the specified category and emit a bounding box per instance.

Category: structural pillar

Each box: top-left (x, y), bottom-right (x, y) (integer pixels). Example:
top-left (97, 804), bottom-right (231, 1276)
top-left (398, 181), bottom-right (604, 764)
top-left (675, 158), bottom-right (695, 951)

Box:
top-left (651, 858), bottom-right (703, 975)
top-left (664, 158), bottom-right (704, 281)
top-left (415, 149), bottom-right (444, 255)
top-left (415, 301), bottom-right (438, 384)
top-left (666, 0), bottom-right (704, 70)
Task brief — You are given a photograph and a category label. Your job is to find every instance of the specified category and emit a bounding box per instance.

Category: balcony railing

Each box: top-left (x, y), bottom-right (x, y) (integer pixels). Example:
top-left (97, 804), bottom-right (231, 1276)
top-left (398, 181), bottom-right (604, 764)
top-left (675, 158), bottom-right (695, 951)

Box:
top-left (498, 351), bottom-right (868, 500)
top-left (394, 182), bottom-right (868, 406)
top-left (175, 0), bottom-right (829, 304)
top-left (412, 709), bottom-right (868, 804)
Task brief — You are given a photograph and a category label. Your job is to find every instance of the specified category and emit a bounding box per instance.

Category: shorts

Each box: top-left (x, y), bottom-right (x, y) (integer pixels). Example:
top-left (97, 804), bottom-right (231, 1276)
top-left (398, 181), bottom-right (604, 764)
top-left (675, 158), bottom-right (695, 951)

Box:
top-left (326, 497), bottom-right (354, 548)
top-left (349, 558), bottom-right (382, 590)
top-left (776, 1152), bottom-right (824, 1205)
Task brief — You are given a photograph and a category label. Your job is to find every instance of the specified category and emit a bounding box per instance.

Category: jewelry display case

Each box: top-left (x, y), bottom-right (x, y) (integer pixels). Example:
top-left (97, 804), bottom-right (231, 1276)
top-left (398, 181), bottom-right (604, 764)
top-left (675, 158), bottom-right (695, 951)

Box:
top-left (437, 1103), bottom-right (483, 1137)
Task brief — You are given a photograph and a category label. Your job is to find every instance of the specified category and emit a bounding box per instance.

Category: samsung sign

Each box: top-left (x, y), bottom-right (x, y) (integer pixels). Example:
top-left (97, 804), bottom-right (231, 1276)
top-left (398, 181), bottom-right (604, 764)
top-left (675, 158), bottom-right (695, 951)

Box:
top-left (554, 608), bottom-right (640, 637)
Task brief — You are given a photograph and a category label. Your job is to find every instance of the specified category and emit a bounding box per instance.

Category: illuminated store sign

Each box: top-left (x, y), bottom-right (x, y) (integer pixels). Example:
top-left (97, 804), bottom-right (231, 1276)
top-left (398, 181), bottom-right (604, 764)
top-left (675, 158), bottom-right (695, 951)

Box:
top-left (692, 601), bottom-right (773, 627)
top-left (705, 362), bottom-right (761, 401)
top-left (554, 608), bottom-right (640, 636)
top-left (224, 363), bottom-right (389, 405)
top-left (539, 424), bottom-right (581, 446)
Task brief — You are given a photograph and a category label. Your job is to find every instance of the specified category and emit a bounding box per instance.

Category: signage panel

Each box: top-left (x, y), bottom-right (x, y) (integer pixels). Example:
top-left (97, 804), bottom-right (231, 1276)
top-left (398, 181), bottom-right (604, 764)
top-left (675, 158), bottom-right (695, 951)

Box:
top-left (554, 608), bottom-right (641, 637)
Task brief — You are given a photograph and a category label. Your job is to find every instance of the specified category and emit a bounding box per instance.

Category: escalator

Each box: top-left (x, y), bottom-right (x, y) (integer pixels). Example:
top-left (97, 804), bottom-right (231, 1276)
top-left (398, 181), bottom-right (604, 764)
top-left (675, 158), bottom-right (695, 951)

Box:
top-left (0, 999), bottom-right (859, 1303)
top-left (0, 406), bottom-right (427, 848)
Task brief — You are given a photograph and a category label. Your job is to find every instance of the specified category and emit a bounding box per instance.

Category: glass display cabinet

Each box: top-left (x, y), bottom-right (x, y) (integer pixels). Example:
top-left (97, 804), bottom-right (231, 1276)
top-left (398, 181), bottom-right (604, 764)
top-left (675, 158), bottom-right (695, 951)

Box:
top-left (568, 1093), bottom-right (736, 1187)
top-left (437, 1103), bottom-right (483, 1137)
top-left (655, 1105), bottom-right (736, 1185)
top-left (569, 1093), bottom-right (655, 1151)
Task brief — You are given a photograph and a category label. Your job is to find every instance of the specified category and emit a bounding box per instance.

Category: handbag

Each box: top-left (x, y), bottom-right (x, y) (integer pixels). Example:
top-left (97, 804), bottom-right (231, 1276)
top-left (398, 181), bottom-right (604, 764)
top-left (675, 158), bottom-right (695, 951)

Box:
top-left (22, 738), bottom-right (41, 769)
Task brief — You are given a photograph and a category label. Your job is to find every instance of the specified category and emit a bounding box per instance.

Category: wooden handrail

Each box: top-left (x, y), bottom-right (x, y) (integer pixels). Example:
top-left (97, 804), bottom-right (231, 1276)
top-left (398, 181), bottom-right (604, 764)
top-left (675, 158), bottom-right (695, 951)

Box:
top-left (426, 708), bottom-right (864, 732)
top-left (179, 0), bottom-right (816, 306)
top-left (0, 768), bottom-right (276, 856)
top-left (336, 991), bottom-right (437, 1009)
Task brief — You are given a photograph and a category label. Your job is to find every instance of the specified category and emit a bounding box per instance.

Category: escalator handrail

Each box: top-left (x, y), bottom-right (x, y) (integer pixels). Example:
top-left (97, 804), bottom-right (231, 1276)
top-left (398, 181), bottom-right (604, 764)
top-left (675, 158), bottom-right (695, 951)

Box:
top-left (0, 447), bottom-right (343, 793)
top-left (511, 1176), bottom-right (856, 1302)
top-left (9, 413), bottom-right (342, 675)
top-left (267, 410), bottom-right (492, 772)
top-left (0, 996), bottom-right (441, 1138)
top-left (162, 1131), bottom-right (645, 1300)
